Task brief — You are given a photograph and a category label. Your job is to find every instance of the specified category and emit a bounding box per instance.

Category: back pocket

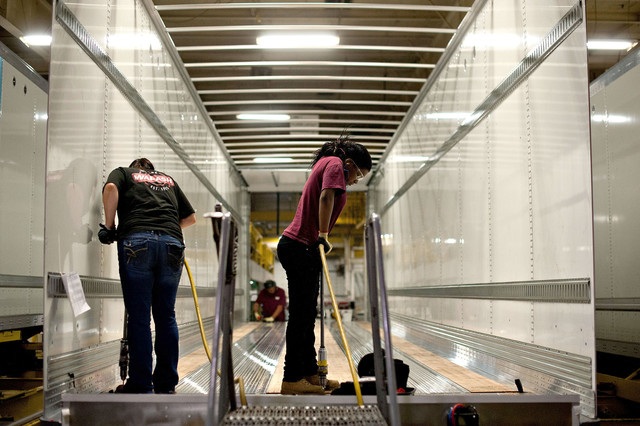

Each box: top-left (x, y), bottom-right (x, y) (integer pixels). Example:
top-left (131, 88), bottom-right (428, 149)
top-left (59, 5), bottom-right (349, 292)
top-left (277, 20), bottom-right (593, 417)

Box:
top-left (121, 239), bottom-right (149, 268)
top-left (166, 243), bottom-right (185, 271)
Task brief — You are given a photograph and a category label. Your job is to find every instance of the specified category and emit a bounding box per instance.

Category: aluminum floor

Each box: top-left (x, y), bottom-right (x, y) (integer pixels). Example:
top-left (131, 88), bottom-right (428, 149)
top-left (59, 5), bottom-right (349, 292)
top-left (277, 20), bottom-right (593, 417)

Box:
top-left (175, 320), bottom-right (515, 396)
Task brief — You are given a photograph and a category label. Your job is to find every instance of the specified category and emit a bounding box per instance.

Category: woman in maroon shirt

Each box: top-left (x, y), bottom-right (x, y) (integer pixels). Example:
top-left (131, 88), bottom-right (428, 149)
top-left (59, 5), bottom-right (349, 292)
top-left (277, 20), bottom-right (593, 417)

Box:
top-left (277, 135), bottom-right (371, 395)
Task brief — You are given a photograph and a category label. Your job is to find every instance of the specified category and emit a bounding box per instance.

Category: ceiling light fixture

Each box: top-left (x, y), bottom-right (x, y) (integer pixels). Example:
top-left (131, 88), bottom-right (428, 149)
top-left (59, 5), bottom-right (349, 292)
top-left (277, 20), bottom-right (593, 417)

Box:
top-left (237, 113), bottom-right (291, 121)
top-left (587, 40), bottom-right (636, 51)
top-left (20, 34), bottom-right (52, 47)
top-left (256, 33), bottom-right (340, 49)
top-left (253, 157), bottom-right (294, 163)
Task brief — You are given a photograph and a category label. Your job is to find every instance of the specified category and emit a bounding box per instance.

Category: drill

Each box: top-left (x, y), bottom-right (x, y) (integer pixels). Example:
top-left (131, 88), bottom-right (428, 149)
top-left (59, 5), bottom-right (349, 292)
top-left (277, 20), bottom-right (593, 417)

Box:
top-left (317, 346), bottom-right (328, 388)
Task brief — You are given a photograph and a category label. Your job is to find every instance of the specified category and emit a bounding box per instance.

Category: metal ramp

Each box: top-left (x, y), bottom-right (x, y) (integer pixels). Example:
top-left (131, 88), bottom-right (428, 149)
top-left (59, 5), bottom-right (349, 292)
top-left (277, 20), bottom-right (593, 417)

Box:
top-left (220, 405), bottom-right (386, 425)
top-left (211, 212), bottom-right (394, 426)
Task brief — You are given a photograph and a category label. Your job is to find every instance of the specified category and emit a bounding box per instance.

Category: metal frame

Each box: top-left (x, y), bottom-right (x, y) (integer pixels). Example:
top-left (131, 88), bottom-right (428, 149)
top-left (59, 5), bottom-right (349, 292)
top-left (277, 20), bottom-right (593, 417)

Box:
top-left (61, 392), bottom-right (580, 425)
top-left (387, 278), bottom-right (591, 304)
top-left (365, 213), bottom-right (400, 426)
top-left (206, 209), bottom-right (239, 426)
top-left (46, 272), bottom-right (220, 299)
top-left (0, 40), bottom-right (48, 92)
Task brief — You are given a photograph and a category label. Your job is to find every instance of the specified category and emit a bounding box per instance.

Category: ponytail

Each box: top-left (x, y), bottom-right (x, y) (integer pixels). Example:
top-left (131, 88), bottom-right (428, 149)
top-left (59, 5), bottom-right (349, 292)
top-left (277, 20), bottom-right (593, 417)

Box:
top-left (129, 158), bottom-right (155, 171)
top-left (311, 132), bottom-right (372, 171)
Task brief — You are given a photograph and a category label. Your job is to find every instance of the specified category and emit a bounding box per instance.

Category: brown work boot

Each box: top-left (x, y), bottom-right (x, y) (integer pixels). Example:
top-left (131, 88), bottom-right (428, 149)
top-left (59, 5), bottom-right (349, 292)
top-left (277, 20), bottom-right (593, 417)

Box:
top-left (280, 378), bottom-right (325, 395)
top-left (305, 374), bottom-right (341, 391)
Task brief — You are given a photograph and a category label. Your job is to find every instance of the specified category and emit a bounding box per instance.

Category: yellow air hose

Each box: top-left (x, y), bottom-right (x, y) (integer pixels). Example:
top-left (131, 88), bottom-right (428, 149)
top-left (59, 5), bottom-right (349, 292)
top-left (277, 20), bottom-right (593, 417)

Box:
top-left (319, 245), bottom-right (364, 406)
top-left (184, 258), bottom-right (247, 406)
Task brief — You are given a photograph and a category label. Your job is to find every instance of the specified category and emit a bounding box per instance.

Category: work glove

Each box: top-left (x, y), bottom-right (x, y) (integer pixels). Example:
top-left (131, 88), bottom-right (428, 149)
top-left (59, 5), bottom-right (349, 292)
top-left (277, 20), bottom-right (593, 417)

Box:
top-left (264, 316), bottom-right (274, 323)
top-left (315, 232), bottom-right (332, 254)
top-left (98, 224), bottom-right (117, 245)
top-left (254, 312), bottom-right (262, 321)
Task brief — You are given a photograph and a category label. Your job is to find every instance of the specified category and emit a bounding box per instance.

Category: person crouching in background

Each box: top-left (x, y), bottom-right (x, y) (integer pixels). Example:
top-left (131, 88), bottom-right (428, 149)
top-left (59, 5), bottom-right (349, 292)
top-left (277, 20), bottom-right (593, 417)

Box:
top-left (253, 280), bottom-right (286, 322)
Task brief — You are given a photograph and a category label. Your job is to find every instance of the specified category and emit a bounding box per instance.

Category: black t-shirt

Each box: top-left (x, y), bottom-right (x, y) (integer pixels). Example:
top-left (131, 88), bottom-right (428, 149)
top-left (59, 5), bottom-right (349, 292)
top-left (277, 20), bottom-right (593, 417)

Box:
top-left (106, 167), bottom-right (195, 241)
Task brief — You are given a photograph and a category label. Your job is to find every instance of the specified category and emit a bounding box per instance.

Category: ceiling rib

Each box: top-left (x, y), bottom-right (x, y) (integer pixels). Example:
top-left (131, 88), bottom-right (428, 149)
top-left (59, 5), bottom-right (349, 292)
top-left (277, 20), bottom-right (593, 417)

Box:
top-left (213, 118), bottom-right (402, 126)
top-left (178, 45), bottom-right (447, 53)
top-left (198, 88), bottom-right (419, 96)
top-left (155, 3), bottom-right (471, 13)
top-left (151, 0), bottom-right (476, 174)
top-left (167, 24), bottom-right (457, 35)
top-left (216, 127), bottom-right (398, 134)
top-left (191, 76), bottom-right (426, 83)
top-left (208, 109), bottom-right (408, 117)
top-left (185, 61), bottom-right (436, 69)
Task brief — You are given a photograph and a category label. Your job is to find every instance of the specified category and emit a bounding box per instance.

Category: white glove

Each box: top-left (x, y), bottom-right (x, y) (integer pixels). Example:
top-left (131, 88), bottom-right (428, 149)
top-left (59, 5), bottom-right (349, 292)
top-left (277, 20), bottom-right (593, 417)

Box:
top-left (254, 312), bottom-right (262, 321)
top-left (264, 316), bottom-right (274, 323)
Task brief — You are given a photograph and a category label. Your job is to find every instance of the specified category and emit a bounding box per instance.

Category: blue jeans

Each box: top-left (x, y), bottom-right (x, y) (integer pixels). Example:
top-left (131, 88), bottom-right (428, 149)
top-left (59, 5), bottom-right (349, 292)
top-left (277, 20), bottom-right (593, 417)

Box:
top-left (117, 231), bottom-right (185, 393)
top-left (277, 236), bottom-right (321, 382)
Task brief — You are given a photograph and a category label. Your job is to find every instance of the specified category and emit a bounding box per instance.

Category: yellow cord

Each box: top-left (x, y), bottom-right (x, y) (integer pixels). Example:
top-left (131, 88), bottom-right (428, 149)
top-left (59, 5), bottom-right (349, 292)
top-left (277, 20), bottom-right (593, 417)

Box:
top-left (319, 246), bottom-right (364, 406)
top-left (184, 258), bottom-right (247, 407)
top-left (185, 258), bottom-right (211, 362)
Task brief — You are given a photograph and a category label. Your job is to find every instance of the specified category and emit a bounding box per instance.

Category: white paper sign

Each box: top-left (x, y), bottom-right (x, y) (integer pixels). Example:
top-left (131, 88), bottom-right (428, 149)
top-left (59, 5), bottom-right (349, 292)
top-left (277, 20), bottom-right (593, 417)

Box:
top-left (61, 272), bottom-right (91, 317)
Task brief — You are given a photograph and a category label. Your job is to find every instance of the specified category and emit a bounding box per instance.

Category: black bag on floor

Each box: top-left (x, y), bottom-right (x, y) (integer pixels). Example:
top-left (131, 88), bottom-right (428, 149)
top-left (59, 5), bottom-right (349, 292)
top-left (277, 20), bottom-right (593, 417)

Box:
top-left (331, 351), bottom-right (411, 395)
top-left (357, 351), bottom-right (409, 388)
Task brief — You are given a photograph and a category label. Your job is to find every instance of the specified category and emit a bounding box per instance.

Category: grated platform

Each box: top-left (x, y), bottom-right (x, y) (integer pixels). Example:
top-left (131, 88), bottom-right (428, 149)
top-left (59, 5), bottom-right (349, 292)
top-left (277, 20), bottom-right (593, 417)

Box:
top-left (221, 404), bottom-right (387, 425)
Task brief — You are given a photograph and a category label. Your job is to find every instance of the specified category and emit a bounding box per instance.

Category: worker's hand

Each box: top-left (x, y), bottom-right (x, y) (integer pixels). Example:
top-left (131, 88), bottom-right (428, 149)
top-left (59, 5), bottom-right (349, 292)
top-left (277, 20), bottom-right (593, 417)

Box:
top-left (254, 312), bottom-right (262, 321)
top-left (98, 224), bottom-right (117, 244)
top-left (264, 316), bottom-right (274, 323)
top-left (315, 232), bottom-right (332, 254)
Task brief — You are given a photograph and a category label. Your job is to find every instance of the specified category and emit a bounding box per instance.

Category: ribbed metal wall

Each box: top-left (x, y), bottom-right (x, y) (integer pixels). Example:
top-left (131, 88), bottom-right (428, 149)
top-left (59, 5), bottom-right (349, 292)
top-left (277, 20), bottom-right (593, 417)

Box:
top-left (369, 0), bottom-right (596, 420)
top-left (42, 0), bottom-right (247, 422)
top-left (591, 48), bottom-right (640, 360)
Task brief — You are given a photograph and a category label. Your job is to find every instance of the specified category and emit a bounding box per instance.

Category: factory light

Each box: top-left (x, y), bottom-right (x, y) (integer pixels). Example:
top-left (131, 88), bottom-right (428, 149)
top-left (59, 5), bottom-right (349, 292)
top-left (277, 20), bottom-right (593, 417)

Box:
top-left (20, 34), bottom-right (52, 47)
top-left (237, 113), bottom-right (291, 121)
top-left (587, 40), bottom-right (636, 51)
top-left (256, 33), bottom-right (340, 48)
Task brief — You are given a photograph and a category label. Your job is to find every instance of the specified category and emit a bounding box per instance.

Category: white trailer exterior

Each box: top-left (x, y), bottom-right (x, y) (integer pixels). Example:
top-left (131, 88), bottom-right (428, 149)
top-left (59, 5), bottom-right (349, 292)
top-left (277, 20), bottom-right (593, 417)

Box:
top-left (0, 43), bottom-right (48, 343)
top-left (591, 49), bottom-right (640, 362)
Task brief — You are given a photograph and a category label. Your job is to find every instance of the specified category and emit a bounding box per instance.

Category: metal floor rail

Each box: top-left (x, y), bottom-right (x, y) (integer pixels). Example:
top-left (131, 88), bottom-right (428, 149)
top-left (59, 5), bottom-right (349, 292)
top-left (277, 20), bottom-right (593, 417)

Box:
top-left (176, 321), bottom-right (471, 396)
top-left (177, 323), bottom-right (286, 395)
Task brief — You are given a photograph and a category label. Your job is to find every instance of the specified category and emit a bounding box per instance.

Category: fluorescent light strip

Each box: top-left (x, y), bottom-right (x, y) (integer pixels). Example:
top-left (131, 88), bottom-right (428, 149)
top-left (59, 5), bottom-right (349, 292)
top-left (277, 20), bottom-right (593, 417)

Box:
top-left (587, 40), bottom-right (635, 51)
top-left (20, 34), bottom-right (52, 47)
top-left (237, 113), bottom-right (290, 121)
